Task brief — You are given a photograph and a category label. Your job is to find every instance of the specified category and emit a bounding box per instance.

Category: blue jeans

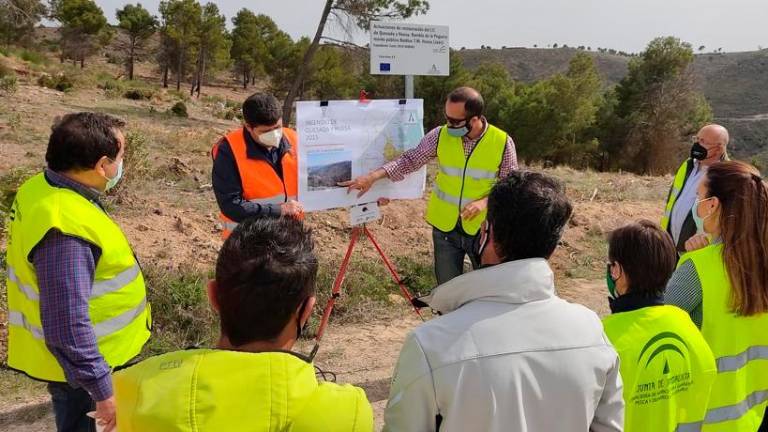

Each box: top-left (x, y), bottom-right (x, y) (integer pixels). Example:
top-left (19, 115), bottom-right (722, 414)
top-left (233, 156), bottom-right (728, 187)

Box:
top-left (47, 382), bottom-right (95, 432)
top-left (432, 226), bottom-right (480, 285)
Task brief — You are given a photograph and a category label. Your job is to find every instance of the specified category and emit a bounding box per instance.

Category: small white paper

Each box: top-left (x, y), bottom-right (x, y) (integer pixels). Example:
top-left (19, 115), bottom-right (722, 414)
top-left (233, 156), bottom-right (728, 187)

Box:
top-left (349, 202), bottom-right (381, 226)
top-left (86, 411), bottom-right (108, 432)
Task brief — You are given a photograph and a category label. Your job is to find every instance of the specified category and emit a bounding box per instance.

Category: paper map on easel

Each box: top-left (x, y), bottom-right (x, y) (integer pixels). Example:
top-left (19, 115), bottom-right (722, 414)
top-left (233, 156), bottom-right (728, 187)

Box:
top-left (296, 99), bottom-right (426, 212)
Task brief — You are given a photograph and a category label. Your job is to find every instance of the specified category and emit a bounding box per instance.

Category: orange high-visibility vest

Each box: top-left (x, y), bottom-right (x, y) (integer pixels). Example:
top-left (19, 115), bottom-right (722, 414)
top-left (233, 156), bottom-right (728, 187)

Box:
top-left (213, 127), bottom-right (299, 238)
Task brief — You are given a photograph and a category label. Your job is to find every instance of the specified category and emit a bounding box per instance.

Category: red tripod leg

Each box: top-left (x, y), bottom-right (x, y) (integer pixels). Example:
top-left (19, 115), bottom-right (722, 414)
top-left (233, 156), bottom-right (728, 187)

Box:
top-left (363, 225), bottom-right (424, 319)
top-left (311, 226), bottom-right (361, 359)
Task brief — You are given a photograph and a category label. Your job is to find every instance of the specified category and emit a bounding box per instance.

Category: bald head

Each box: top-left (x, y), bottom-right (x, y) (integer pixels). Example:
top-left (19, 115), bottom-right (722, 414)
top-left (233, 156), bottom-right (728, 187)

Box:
top-left (699, 124), bottom-right (729, 146)
top-left (696, 124), bottom-right (729, 165)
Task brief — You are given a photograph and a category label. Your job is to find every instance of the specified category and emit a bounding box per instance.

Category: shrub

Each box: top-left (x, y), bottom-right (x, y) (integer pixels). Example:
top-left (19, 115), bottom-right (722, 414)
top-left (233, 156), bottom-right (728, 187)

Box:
top-left (170, 101), bottom-right (188, 118)
top-left (123, 88), bottom-right (155, 100)
top-left (0, 75), bottom-right (18, 95)
top-left (142, 264), bottom-right (217, 356)
top-left (98, 78), bottom-right (127, 98)
top-left (18, 49), bottom-right (47, 65)
top-left (0, 61), bottom-right (11, 77)
top-left (37, 73), bottom-right (74, 92)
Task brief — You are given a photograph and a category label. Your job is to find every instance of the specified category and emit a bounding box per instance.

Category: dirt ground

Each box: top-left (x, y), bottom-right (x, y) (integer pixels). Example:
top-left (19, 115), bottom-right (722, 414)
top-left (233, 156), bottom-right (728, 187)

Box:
top-left (0, 55), bottom-right (669, 431)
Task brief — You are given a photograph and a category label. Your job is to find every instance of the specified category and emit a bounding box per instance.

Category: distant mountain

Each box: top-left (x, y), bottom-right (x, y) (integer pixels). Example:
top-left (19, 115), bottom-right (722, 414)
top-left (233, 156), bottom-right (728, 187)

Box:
top-left (457, 47), bottom-right (768, 163)
top-left (308, 161), bottom-right (352, 190)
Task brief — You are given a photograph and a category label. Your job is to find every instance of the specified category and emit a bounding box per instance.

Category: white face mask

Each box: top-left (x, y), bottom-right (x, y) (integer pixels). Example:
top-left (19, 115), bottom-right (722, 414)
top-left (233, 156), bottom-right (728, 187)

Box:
top-left (257, 128), bottom-right (283, 148)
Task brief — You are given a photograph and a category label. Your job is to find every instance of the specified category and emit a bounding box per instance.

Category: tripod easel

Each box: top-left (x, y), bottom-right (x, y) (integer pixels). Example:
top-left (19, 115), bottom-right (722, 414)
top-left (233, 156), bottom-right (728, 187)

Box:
top-left (310, 222), bottom-right (424, 359)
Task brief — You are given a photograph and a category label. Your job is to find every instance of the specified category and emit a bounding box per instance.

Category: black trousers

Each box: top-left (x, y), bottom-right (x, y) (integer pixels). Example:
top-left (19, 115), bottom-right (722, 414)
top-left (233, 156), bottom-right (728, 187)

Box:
top-left (47, 382), bottom-right (95, 432)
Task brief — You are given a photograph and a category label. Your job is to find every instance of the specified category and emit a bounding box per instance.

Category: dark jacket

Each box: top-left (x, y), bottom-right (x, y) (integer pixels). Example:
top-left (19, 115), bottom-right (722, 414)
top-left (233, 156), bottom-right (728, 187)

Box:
top-left (211, 128), bottom-right (293, 222)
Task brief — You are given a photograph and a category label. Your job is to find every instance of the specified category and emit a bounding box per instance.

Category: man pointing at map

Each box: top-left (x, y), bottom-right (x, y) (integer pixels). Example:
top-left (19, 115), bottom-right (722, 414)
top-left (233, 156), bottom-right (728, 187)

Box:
top-left (342, 87), bottom-right (518, 284)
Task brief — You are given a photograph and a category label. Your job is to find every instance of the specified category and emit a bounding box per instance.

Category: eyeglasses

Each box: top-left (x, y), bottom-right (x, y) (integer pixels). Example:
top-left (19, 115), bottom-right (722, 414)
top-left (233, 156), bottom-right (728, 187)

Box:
top-left (445, 115), bottom-right (468, 127)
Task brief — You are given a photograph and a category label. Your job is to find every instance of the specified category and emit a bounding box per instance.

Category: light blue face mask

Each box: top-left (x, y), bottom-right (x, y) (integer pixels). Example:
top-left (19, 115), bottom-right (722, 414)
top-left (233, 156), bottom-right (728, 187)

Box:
top-left (691, 197), bottom-right (714, 234)
top-left (446, 125), bottom-right (469, 137)
top-left (105, 159), bottom-right (123, 191)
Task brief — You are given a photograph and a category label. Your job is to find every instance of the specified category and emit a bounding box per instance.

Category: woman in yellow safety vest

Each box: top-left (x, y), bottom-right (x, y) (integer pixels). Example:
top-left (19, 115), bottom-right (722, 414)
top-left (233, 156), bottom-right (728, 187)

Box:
top-left (665, 160), bottom-right (768, 432)
top-left (602, 220), bottom-right (716, 432)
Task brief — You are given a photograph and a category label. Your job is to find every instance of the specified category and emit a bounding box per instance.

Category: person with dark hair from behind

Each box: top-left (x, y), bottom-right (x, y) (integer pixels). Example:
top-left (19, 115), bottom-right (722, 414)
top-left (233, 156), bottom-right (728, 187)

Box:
top-left (665, 160), bottom-right (768, 431)
top-left (342, 86), bottom-right (519, 285)
top-left (383, 171), bottom-right (624, 432)
top-left (211, 93), bottom-right (303, 239)
top-left (602, 220), bottom-right (716, 432)
top-left (5, 112), bottom-right (151, 432)
top-left (113, 218), bottom-right (373, 432)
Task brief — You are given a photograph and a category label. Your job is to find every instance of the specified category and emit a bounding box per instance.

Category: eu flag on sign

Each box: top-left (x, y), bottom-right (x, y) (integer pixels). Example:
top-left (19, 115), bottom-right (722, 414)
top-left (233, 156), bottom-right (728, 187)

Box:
top-left (379, 63), bottom-right (391, 72)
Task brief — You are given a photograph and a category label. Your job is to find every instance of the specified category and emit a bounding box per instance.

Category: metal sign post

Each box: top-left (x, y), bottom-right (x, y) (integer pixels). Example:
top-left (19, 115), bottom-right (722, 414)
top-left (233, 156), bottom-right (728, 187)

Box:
top-left (405, 75), bottom-right (415, 99)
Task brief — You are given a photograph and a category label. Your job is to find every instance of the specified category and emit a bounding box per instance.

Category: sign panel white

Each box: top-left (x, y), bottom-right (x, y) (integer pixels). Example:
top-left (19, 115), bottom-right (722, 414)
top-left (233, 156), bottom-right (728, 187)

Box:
top-left (296, 99), bottom-right (426, 212)
top-left (370, 22), bottom-right (449, 76)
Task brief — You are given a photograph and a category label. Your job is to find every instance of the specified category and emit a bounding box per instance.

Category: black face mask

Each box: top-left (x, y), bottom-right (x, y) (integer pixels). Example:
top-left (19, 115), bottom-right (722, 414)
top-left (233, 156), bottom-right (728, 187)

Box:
top-left (691, 141), bottom-right (708, 160)
top-left (295, 299), bottom-right (309, 340)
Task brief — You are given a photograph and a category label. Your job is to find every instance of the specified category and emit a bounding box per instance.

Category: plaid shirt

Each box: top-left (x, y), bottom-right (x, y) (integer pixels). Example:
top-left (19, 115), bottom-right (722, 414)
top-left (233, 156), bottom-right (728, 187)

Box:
top-left (32, 169), bottom-right (112, 401)
top-left (382, 120), bottom-right (519, 182)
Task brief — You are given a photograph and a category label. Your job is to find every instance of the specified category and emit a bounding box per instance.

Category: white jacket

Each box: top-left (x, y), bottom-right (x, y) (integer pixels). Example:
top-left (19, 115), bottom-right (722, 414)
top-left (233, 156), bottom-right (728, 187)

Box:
top-left (383, 258), bottom-right (624, 432)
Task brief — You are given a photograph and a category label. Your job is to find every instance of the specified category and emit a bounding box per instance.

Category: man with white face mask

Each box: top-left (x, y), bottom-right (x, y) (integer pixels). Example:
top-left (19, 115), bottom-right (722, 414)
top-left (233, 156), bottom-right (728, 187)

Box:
top-left (212, 93), bottom-right (303, 238)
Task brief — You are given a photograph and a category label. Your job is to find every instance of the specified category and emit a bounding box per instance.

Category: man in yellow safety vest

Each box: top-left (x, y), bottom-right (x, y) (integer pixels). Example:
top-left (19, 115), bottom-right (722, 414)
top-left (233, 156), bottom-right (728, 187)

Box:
top-left (6, 112), bottom-right (151, 432)
top-left (660, 124), bottom-right (728, 253)
top-left (342, 87), bottom-right (518, 285)
top-left (113, 217), bottom-right (373, 431)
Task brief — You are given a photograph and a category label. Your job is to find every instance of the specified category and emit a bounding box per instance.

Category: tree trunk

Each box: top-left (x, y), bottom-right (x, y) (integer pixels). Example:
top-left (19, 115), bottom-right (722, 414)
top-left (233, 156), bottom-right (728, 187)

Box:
top-left (282, 0), bottom-right (333, 124)
top-left (162, 64), bottom-right (169, 88)
top-left (196, 54), bottom-right (205, 98)
top-left (242, 67), bottom-right (248, 89)
top-left (128, 37), bottom-right (135, 80)
top-left (176, 48), bottom-right (183, 91)
top-left (80, 58), bottom-right (84, 68)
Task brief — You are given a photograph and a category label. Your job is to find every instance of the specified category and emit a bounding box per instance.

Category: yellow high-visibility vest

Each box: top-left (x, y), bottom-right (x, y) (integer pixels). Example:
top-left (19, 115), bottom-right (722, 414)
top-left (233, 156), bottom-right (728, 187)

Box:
top-left (114, 349), bottom-right (374, 432)
top-left (6, 172), bottom-right (151, 382)
top-left (679, 244), bottom-right (768, 431)
top-left (603, 305), bottom-right (716, 432)
top-left (661, 159), bottom-right (693, 231)
top-left (425, 125), bottom-right (507, 235)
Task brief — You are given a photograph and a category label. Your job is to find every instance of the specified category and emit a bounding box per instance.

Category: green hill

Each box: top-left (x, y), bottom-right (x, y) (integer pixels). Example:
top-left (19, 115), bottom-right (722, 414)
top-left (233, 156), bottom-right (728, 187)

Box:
top-left (457, 47), bottom-right (768, 164)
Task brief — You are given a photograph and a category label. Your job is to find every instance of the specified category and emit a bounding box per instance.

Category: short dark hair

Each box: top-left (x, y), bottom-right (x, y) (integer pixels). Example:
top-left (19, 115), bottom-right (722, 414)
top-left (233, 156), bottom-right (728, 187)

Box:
top-left (242, 93), bottom-right (281, 127)
top-left (487, 171), bottom-right (573, 261)
top-left (447, 87), bottom-right (484, 118)
top-left (215, 217), bottom-right (318, 346)
top-left (45, 112), bottom-right (125, 172)
top-left (608, 220), bottom-right (677, 298)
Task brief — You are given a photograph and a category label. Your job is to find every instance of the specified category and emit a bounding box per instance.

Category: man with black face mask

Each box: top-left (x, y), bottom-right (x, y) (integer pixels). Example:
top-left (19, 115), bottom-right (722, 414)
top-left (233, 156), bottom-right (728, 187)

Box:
top-left (341, 87), bottom-right (518, 285)
top-left (661, 124), bottom-right (729, 252)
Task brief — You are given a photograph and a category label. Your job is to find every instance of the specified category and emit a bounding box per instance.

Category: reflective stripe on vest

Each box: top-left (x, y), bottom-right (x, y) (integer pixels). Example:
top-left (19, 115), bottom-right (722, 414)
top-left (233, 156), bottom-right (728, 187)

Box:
top-left (217, 128), bottom-right (299, 239)
top-left (675, 422), bottom-right (703, 432)
top-left (602, 305), bottom-right (717, 432)
top-left (7, 265), bottom-right (38, 301)
top-left (8, 310), bottom-right (44, 339)
top-left (661, 160), bottom-right (692, 231)
top-left (439, 165), bottom-right (497, 180)
top-left (679, 244), bottom-right (768, 431)
top-left (91, 264), bottom-right (141, 298)
top-left (6, 173), bottom-right (150, 382)
top-left (425, 124), bottom-right (507, 235)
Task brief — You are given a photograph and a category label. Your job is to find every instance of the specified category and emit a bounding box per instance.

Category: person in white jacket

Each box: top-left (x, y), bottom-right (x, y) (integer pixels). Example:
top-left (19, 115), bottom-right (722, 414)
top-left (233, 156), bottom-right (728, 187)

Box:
top-left (383, 170), bottom-right (625, 432)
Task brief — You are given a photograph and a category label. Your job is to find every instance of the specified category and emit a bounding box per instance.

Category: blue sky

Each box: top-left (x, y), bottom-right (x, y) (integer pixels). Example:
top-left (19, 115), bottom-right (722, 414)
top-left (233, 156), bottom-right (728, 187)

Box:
top-left (93, 0), bottom-right (767, 53)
